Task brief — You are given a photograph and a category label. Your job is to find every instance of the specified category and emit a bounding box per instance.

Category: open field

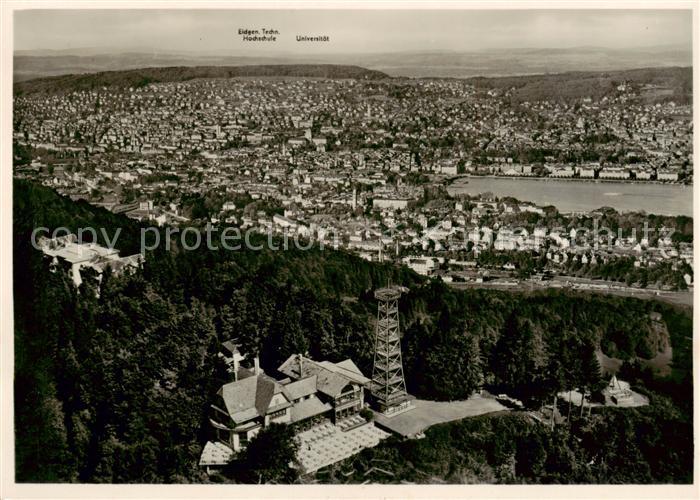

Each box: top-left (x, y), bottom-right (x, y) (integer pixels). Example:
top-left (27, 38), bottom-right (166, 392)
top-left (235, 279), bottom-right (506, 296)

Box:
top-left (372, 395), bottom-right (508, 437)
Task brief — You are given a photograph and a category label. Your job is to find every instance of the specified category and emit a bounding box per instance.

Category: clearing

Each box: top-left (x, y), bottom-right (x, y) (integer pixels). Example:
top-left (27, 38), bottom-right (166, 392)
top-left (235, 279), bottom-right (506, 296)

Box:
top-left (372, 395), bottom-right (508, 437)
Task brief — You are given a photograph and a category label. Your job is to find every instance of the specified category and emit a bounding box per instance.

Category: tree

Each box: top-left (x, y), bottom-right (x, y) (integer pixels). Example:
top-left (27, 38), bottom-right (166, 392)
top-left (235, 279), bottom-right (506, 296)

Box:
top-left (541, 356), bottom-right (566, 430)
top-left (418, 329), bottom-right (484, 400)
top-left (239, 423), bottom-right (298, 483)
top-left (578, 343), bottom-right (603, 417)
top-left (12, 179), bottom-right (694, 484)
top-left (491, 314), bottom-right (546, 405)
top-left (515, 432), bottom-right (547, 478)
top-left (560, 332), bottom-right (583, 420)
top-left (13, 142), bottom-right (33, 165)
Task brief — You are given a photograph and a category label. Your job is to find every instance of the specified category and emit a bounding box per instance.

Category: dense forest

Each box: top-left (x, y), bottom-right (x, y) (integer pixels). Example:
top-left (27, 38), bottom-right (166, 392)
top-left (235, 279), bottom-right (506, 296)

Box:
top-left (325, 400), bottom-right (693, 484)
top-left (13, 64), bottom-right (390, 96)
top-left (13, 180), bottom-right (692, 483)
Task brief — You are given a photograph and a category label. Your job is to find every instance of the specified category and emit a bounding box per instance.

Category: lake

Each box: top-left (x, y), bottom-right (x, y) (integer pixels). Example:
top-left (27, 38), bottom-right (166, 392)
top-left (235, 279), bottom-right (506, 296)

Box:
top-left (447, 177), bottom-right (693, 217)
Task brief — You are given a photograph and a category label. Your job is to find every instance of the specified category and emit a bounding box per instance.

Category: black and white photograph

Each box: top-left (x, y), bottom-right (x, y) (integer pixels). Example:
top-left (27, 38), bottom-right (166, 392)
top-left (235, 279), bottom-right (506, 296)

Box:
top-left (2, 1), bottom-right (698, 496)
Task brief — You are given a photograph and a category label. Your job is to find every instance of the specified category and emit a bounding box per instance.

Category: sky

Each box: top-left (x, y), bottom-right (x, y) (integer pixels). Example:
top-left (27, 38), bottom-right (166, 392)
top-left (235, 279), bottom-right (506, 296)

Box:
top-left (14, 9), bottom-right (693, 55)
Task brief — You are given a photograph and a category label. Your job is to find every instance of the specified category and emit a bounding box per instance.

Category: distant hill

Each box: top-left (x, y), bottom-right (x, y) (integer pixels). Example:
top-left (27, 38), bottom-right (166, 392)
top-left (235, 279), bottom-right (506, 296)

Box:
top-left (14, 46), bottom-right (692, 81)
top-left (465, 66), bottom-right (692, 104)
top-left (13, 64), bottom-right (390, 95)
top-left (14, 64), bottom-right (691, 105)
top-left (357, 46), bottom-right (692, 78)
top-left (13, 53), bottom-right (297, 82)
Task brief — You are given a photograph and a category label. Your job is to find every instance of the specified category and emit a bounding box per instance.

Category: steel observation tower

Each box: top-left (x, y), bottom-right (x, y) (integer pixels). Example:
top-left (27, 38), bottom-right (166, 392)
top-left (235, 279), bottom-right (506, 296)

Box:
top-left (371, 285), bottom-right (413, 416)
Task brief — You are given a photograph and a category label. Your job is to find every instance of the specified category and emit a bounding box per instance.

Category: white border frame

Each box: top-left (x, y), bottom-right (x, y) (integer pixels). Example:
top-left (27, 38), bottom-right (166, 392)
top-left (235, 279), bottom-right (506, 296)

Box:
top-left (1, 1), bottom-right (698, 499)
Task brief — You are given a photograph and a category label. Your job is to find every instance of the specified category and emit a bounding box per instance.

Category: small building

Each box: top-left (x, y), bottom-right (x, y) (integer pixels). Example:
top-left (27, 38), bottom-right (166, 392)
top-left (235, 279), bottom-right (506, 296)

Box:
top-left (599, 168), bottom-right (630, 180)
top-left (402, 256), bottom-right (438, 276)
top-left (578, 167), bottom-right (596, 178)
top-left (372, 197), bottom-right (411, 210)
top-left (38, 234), bottom-right (142, 288)
top-left (657, 170), bottom-right (679, 182)
top-left (273, 213), bottom-right (297, 229)
top-left (551, 167), bottom-right (575, 178)
top-left (603, 375), bottom-right (635, 406)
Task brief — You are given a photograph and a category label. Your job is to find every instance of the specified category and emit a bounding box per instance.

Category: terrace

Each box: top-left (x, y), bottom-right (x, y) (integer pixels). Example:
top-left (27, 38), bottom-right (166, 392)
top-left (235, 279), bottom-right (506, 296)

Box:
top-left (294, 420), bottom-right (390, 474)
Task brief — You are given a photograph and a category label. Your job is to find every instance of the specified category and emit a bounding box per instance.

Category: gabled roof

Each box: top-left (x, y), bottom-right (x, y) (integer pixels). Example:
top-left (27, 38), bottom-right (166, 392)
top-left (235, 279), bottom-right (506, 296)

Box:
top-left (283, 375), bottom-right (318, 401)
top-left (320, 359), bottom-right (371, 385)
top-left (254, 376), bottom-right (277, 417)
top-left (220, 376), bottom-right (258, 423)
top-left (221, 340), bottom-right (238, 357)
top-left (315, 369), bottom-right (352, 398)
top-left (219, 373), bottom-right (290, 424)
top-left (290, 395), bottom-right (332, 423)
top-left (278, 354), bottom-right (367, 398)
top-left (278, 354), bottom-right (310, 380)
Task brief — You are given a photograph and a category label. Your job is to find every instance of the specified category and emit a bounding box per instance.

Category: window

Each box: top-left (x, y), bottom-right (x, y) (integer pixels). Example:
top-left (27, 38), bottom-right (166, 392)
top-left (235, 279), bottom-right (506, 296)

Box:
top-left (268, 408), bottom-right (287, 419)
top-left (340, 384), bottom-right (355, 396)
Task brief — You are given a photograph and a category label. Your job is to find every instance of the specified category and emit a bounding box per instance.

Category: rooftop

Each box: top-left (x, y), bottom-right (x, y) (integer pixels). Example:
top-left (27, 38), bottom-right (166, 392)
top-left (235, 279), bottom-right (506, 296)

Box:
top-left (278, 355), bottom-right (367, 398)
top-left (290, 395), bottom-right (332, 423)
top-left (219, 373), bottom-right (288, 424)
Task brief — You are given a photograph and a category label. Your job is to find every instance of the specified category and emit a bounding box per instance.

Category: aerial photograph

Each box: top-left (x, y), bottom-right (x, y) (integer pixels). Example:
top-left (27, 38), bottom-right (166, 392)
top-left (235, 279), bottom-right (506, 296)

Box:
top-left (8, 5), bottom-right (695, 489)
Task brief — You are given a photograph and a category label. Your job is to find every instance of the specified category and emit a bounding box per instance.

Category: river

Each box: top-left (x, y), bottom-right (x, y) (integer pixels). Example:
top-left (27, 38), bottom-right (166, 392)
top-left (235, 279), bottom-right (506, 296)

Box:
top-left (447, 177), bottom-right (693, 217)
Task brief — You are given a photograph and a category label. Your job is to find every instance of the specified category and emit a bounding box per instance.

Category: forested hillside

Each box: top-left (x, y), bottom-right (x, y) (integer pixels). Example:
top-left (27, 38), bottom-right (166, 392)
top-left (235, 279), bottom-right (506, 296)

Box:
top-left (13, 64), bottom-right (390, 95)
top-left (467, 66), bottom-right (692, 104)
top-left (13, 180), bottom-right (692, 483)
top-left (331, 402), bottom-right (693, 484)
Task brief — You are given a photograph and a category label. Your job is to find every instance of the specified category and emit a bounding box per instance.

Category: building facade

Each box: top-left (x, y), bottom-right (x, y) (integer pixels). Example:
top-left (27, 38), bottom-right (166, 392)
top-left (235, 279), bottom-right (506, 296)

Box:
top-left (208, 348), bottom-right (370, 453)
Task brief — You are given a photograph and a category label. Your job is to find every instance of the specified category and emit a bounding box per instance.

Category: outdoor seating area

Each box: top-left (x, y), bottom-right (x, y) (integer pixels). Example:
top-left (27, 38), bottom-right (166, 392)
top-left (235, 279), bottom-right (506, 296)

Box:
top-left (336, 414), bottom-right (367, 431)
top-left (296, 422), bottom-right (338, 443)
top-left (198, 441), bottom-right (235, 474)
top-left (295, 422), bottom-right (390, 474)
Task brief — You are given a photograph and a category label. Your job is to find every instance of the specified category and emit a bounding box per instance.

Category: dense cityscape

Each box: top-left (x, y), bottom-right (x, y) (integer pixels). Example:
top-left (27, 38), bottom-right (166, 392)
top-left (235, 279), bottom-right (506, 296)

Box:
top-left (13, 71), bottom-right (694, 295)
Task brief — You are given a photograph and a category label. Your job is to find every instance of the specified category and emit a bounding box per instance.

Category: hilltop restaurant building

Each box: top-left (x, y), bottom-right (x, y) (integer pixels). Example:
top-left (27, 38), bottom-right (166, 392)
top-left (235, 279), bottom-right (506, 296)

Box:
top-left (209, 350), bottom-right (370, 452)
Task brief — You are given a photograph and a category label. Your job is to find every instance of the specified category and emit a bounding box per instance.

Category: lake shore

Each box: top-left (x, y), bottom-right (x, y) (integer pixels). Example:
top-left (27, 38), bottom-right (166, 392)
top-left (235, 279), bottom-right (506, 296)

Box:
top-left (446, 175), bottom-right (693, 216)
top-left (449, 174), bottom-right (691, 187)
